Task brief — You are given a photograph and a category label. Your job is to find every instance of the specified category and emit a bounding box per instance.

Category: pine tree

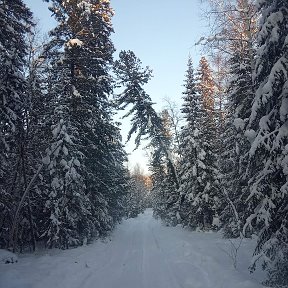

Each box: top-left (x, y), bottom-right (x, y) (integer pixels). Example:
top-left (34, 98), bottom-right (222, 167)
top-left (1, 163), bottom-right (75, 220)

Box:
top-left (244, 1), bottom-right (288, 285)
top-left (114, 50), bottom-right (180, 192)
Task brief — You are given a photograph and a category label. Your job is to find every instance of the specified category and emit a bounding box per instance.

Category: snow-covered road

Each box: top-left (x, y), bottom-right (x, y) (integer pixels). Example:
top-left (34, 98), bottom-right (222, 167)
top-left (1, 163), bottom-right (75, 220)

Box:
top-left (1, 209), bottom-right (265, 288)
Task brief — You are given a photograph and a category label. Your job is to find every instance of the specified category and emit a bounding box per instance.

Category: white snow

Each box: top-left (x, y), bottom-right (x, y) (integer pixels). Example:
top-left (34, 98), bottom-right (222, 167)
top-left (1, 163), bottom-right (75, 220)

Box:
top-left (77, 1), bottom-right (92, 15)
top-left (51, 177), bottom-right (60, 189)
top-left (0, 250), bottom-right (18, 264)
top-left (245, 129), bottom-right (256, 143)
top-left (233, 118), bottom-right (245, 131)
top-left (66, 39), bottom-right (83, 49)
top-left (42, 155), bottom-right (50, 165)
top-left (72, 86), bottom-right (82, 97)
top-left (74, 158), bottom-right (81, 167)
top-left (0, 209), bottom-right (266, 288)
top-left (212, 216), bottom-right (220, 228)
top-left (62, 145), bottom-right (68, 156)
top-left (280, 96), bottom-right (288, 122)
top-left (52, 124), bottom-right (61, 138)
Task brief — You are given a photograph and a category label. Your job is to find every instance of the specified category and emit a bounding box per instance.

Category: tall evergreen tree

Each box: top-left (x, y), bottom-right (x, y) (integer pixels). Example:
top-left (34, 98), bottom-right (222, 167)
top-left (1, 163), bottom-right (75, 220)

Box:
top-left (38, 0), bottom-right (127, 248)
top-left (244, 1), bottom-right (288, 285)
top-left (177, 56), bottom-right (220, 230)
top-left (0, 0), bottom-right (33, 249)
top-left (197, 57), bottom-right (215, 113)
top-left (220, 50), bottom-right (255, 238)
top-left (114, 50), bottom-right (180, 192)
top-left (149, 109), bottom-right (179, 225)
top-left (193, 57), bottom-right (220, 230)
top-left (178, 57), bottom-right (205, 227)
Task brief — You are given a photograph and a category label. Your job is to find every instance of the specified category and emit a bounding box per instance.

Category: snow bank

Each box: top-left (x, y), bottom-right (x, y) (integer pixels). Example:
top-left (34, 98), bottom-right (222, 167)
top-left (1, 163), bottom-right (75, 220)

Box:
top-left (0, 249), bottom-right (18, 264)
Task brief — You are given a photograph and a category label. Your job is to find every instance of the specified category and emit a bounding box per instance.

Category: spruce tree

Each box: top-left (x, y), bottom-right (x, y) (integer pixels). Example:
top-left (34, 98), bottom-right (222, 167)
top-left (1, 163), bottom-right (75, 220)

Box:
top-left (191, 57), bottom-right (220, 230)
top-left (0, 0), bottom-right (33, 249)
top-left (178, 57), bottom-right (206, 228)
top-left (149, 110), bottom-right (178, 225)
top-left (244, 1), bottom-right (288, 285)
top-left (220, 50), bottom-right (255, 238)
top-left (39, 0), bottom-right (126, 247)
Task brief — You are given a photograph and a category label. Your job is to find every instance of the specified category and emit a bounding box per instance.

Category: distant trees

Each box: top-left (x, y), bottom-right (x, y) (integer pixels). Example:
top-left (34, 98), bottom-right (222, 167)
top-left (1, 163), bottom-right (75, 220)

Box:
top-left (124, 164), bottom-right (151, 218)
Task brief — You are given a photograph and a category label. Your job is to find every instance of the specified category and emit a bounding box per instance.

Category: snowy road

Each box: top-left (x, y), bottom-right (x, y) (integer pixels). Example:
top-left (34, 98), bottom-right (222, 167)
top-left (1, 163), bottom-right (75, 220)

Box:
top-left (1, 209), bottom-right (265, 288)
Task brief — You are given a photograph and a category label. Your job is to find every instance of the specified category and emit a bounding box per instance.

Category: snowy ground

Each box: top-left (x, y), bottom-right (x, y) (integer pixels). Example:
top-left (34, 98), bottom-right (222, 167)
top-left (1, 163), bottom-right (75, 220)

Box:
top-left (0, 209), bottom-right (266, 288)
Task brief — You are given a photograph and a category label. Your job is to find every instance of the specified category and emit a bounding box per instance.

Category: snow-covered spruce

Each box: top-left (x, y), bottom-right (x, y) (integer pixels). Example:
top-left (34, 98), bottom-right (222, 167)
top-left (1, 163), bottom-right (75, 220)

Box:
top-left (219, 49), bottom-right (255, 238)
top-left (244, 1), bottom-right (288, 286)
top-left (177, 56), bottom-right (220, 230)
top-left (39, 0), bottom-right (127, 248)
top-left (0, 0), bottom-right (34, 250)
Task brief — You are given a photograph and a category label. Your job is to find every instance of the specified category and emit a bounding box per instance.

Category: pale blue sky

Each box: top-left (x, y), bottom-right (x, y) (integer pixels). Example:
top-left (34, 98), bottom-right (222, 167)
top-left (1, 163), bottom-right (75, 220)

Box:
top-left (24, 0), bottom-right (208, 173)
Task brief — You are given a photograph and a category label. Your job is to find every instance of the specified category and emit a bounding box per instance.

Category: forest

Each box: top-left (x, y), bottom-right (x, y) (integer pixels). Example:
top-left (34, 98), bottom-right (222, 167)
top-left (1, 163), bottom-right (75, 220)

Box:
top-left (0, 0), bottom-right (288, 287)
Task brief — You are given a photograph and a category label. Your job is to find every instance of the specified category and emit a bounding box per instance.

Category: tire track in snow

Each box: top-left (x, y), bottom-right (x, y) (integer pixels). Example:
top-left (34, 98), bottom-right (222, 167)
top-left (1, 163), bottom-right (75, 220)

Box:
top-left (143, 217), bottom-right (184, 288)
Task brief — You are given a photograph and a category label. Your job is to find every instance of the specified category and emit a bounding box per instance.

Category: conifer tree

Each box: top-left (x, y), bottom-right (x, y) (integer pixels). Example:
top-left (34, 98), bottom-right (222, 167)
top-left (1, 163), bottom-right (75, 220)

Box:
top-left (220, 51), bottom-right (255, 238)
top-left (197, 57), bottom-right (215, 113)
top-left (0, 0), bottom-right (33, 249)
top-left (39, 0), bottom-right (127, 247)
top-left (178, 57), bottom-right (206, 227)
top-left (124, 164), bottom-right (148, 218)
top-left (114, 50), bottom-right (180, 192)
top-left (149, 110), bottom-right (179, 225)
top-left (191, 57), bottom-right (220, 230)
top-left (244, 1), bottom-right (288, 285)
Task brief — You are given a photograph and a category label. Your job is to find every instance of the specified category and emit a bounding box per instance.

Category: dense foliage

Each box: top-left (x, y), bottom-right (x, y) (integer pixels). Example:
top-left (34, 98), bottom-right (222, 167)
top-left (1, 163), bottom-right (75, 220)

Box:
top-left (0, 0), bottom-right (129, 251)
top-left (0, 0), bottom-right (287, 286)
top-left (148, 1), bottom-right (288, 287)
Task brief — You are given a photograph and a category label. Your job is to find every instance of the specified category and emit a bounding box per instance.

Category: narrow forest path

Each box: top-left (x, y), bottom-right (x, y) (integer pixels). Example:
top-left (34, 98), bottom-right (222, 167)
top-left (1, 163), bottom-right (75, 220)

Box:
top-left (0, 209), bottom-right (265, 288)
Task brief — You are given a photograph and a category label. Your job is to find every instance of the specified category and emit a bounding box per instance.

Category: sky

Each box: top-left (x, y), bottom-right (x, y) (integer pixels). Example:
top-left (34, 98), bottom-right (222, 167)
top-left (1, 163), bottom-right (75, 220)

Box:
top-left (23, 0), bottom-right (209, 174)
